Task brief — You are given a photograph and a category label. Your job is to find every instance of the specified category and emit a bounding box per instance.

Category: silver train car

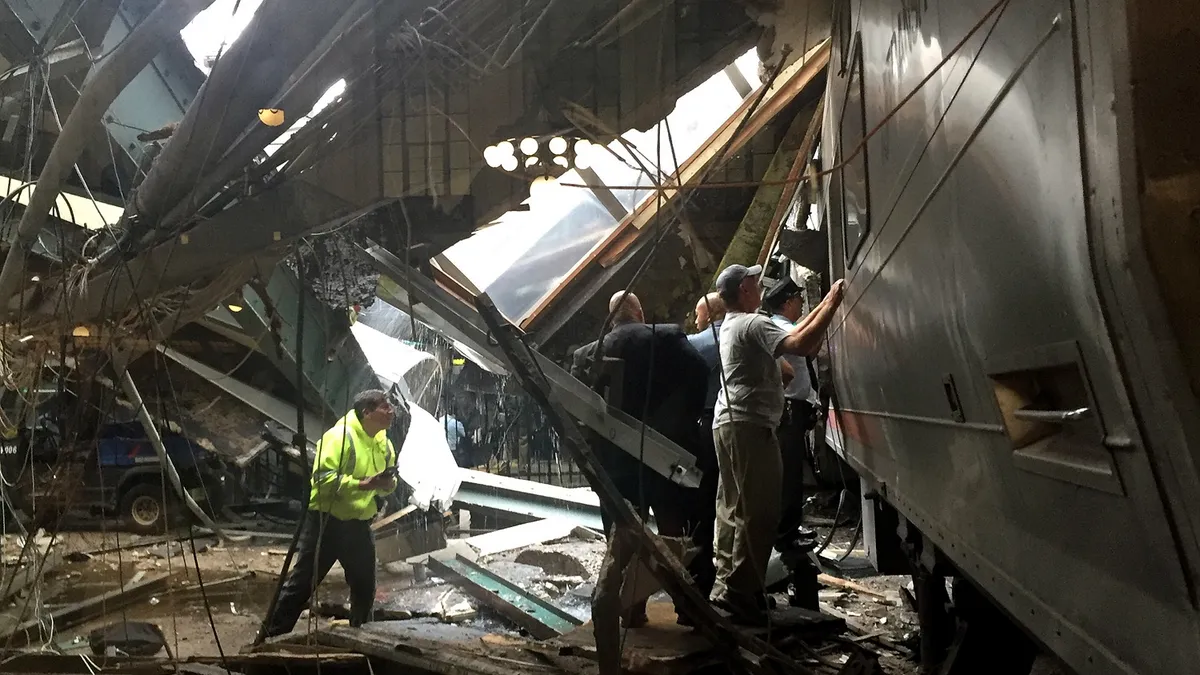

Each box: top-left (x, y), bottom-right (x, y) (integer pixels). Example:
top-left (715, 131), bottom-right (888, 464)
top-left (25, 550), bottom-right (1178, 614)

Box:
top-left (820, 0), bottom-right (1200, 672)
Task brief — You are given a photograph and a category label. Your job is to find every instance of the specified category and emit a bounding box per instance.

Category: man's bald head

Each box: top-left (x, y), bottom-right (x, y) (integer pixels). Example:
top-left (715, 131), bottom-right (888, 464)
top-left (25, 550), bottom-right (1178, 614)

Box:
top-left (608, 291), bottom-right (644, 325)
top-left (695, 292), bottom-right (726, 331)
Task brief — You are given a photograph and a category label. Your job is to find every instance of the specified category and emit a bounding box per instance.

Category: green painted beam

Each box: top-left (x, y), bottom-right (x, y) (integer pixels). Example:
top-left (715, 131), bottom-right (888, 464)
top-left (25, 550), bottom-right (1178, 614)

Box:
top-left (235, 265), bottom-right (379, 423)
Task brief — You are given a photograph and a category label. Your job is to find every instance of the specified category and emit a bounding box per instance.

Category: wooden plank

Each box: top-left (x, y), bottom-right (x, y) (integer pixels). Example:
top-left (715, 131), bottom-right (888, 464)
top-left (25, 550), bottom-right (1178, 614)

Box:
top-left (65, 533), bottom-right (188, 561)
top-left (370, 504), bottom-right (419, 532)
top-left (2, 573), bottom-right (173, 647)
top-left (756, 95), bottom-right (825, 267)
top-left (817, 574), bottom-right (889, 600)
top-left (316, 625), bottom-right (524, 675)
top-left (519, 41), bottom-right (831, 330)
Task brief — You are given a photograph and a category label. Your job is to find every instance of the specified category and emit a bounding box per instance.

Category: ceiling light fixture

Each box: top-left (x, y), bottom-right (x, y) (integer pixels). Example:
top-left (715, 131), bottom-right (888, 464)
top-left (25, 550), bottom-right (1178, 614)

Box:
top-left (484, 133), bottom-right (602, 194)
top-left (258, 108), bottom-right (285, 127)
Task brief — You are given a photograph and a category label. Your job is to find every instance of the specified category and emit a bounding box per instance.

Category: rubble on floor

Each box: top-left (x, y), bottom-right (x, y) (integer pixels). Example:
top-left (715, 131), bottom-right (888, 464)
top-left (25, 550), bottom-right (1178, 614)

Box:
top-left (0, 487), bottom-right (924, 675)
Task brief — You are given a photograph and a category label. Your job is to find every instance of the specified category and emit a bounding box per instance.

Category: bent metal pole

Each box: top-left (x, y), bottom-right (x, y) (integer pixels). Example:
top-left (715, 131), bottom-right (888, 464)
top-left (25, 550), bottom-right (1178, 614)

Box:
top-left (0, 0), bottom-right (217, 316)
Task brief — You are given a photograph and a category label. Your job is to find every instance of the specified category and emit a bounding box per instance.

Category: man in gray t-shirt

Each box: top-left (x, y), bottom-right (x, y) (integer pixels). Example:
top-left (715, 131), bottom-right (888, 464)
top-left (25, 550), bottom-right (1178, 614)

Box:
top-left (709, 263), bottom-right (844, 621)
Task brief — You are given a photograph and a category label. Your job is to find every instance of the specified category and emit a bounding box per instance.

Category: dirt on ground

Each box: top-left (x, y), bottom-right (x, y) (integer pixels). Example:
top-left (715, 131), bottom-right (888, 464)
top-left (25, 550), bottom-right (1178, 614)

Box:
top-left (0, 496), bottom-right (923, 674)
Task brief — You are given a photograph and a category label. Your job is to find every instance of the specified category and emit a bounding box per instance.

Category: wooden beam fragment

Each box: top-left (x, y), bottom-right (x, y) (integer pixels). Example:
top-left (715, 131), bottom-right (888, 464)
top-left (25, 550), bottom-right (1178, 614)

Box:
top-left (713, 99), bottom-right (820, 278)
top-left (2, 573), bottom-right (173, 647)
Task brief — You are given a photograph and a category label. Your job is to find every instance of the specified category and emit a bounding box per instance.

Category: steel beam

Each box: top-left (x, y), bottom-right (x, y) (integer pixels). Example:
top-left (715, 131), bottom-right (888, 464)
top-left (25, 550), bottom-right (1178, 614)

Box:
top-left (427, 555), bottom-right (583, 639)
top-left (236, 265), bottom-right (380, 420)
top-left (34, 178), bottom-right (357, 323)
top-left (158, 344), bottom-right (327, 437)
top-left (96, 4), bottom-right (206, 166)
top-left (360, 243), bottom-right (701, 488)
top-left (2, 0), bottom-right (205, 167)
top-left (0, 38), bottom-right (91, 96)
top-left (454, 468), bottom-right (604, 531)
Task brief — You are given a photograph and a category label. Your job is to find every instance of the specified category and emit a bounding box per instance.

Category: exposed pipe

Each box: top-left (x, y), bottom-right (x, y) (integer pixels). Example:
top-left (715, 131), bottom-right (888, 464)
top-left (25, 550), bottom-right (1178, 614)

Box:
top-left (131, 0), bottom-right (359, 228)
top-left (0, 0), bottom-right (217, 316)
top-left (117, 369), bottom-right (234, 543)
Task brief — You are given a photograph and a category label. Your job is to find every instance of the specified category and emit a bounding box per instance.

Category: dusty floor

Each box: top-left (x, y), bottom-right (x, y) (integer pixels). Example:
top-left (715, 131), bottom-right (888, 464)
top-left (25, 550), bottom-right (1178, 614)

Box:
top-left (0, 501), bottom-right (923, 673)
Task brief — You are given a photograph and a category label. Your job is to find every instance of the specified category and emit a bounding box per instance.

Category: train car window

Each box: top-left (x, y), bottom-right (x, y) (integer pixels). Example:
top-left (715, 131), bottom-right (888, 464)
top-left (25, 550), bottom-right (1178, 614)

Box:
top-left (839, 34), bottom-right (871, 268)
top-left (833, 0), bottom-right (852, 75)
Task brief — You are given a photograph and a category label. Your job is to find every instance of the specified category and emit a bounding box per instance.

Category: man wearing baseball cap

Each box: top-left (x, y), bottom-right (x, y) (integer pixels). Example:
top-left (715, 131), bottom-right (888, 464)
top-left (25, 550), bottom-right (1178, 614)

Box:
top-left (710, 263), bottom-right (844, 621)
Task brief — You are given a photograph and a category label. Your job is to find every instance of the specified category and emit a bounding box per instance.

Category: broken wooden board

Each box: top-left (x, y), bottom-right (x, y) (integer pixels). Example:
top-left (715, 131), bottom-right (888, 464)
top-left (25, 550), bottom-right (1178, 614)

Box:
top-left (554, 601), bottom-right (846, 675)
top-left (464, 518), bottom-right (578, 557)
top-left (2, 572), bottom-right (173, 647)
top-left (64, 533), bottom-right (189, 561)
top-left (818, 574), bottom-right (889, 600)
top-left (555, 602), bottom-right (719, 675)
top-left (0, 650), bottom-right (366, 674)
top-left (377, 508), bottom-right (447, 564)
top-left (315, 624), bottom-right (548, 675)
top-left (371, 504), bottom-right (420, 532)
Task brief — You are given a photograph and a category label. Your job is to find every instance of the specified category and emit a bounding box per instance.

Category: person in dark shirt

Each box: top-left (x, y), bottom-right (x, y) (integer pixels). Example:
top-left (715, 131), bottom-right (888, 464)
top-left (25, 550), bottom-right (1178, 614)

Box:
top-left (570, 290), bottom-right (710, 628)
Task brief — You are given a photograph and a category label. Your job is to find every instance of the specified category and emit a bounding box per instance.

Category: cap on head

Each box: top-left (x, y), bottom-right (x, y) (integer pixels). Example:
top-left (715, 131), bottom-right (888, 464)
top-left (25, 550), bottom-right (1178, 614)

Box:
top-left (763, 277), bottom-right (801, 311)
top-left (715, 264), bottom-right (762, 304)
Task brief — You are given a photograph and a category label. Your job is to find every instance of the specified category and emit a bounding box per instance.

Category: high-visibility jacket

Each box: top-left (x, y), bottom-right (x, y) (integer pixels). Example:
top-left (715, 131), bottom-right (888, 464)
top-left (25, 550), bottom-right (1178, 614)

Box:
top-left (309, 410), bottom-right (395, 521)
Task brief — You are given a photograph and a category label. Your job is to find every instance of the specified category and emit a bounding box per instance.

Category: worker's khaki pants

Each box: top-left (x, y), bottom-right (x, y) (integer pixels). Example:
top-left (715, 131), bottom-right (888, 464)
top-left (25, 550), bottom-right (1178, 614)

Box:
top-left (711, 423), bottom-right (782, 613)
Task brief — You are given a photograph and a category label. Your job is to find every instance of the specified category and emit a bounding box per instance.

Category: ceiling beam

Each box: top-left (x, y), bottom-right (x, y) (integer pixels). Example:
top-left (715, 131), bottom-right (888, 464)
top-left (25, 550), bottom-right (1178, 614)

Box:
top-left (519, 41), bottom-right (830, 330)
top-left (0, 0), bottom-right (217, 318)
top-left (30, 177), bottom-right (362, 324)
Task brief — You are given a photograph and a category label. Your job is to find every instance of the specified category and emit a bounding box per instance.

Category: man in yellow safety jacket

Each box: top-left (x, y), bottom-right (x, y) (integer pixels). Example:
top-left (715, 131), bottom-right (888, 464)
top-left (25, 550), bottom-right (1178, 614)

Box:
top-left (262, 389), bottom-right (398, 637)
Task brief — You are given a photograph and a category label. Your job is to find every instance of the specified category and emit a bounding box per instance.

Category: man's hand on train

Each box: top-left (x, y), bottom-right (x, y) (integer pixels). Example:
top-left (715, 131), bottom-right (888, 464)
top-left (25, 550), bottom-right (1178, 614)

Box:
top-left (830, 279), bottom-right (846, 302)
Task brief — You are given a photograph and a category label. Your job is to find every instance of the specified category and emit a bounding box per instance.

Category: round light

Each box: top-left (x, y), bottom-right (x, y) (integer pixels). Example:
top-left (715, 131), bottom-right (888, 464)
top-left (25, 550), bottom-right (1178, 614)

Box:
top-left (548, 136), bottom-right (568, 155)
top-left (573, 138), bottom-right (592, 157)
top-left (483, 145), bottom-right (503, 168)
top-left (519, 137), bottom-right (539, 155)
top-left (258, 108), bottom-right (285, 127)
top-left (574, 152), bottom-right (592, 171)
top-left (29, 275), bottom-right (39, 283)
top-left (500, 155), bottom-right (518, 172)
top-left (552, 156), bottom-right (569, 168)
top-left (227, 303), bottom-right (244, 313)
top-left (524, 156), bottom-right (540, 168)
top-left (496, 140), bottom-right (515, 157)
top-left (529, 175), bottom-right (555, 198)
top-left (72, 325), bottom-right (91, 338)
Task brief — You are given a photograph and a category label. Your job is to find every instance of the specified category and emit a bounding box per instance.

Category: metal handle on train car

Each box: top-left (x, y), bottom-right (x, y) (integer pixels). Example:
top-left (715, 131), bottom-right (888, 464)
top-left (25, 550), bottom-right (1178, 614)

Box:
top-left (1012, 407), bottom-right (1091, 423)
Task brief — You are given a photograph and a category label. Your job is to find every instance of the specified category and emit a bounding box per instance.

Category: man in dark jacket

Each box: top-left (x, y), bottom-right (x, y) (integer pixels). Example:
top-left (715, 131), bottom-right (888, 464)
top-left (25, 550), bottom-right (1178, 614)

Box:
top-left (570, 291), bottom-right (709, 629)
